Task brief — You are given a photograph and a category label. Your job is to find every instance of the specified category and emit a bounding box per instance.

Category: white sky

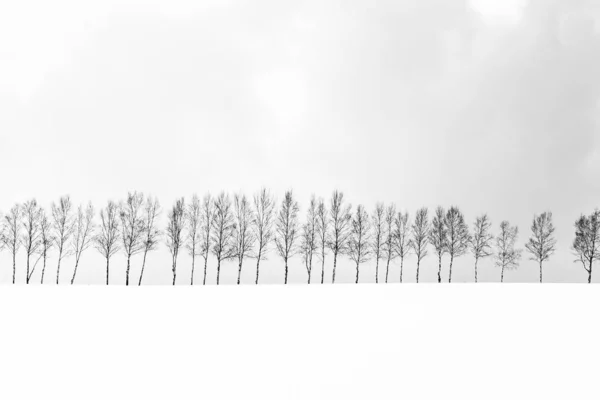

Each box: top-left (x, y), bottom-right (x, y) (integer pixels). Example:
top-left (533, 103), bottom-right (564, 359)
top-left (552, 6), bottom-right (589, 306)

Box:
top-left (1, 0), bottom-right (599, 284)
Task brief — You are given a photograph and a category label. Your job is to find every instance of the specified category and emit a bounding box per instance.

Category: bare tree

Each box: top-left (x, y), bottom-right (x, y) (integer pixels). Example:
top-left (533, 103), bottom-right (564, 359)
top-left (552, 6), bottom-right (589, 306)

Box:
top-left (382, 204), bottom-right (397, 284)
top-left (444, 206), bottom-right (470, 283)
top-left (185, 194), bottom-right (202, 285)
top-left (138, 196), bottom-right (161, 286)
top-left (119, 192), bottom-right (146, 286)
top-left (371, 203), bottom-right (385, 284)
top-left (411, 207), bottom-right (429, 283)
top-left (348, 205), bottom-right (372, 284)
top-left (166, 198), bottom-right (185, 285)
top-left (199, 194), bottom-right (215, 285)
top-left (71, 203), bottom-right (95, 284)
top-left (52, 196), bottom-right (75, 285)
top-left (428, 206), bottom-right (447, 283)
top-left (328, 191), bottom-right (352, 284)
top-left (525, 211), bottom-right (557, 283)
top-left (495, 221), bottom-right (522, 283)
top-left (572, 210), bottom-right (600, 284)
top-left (211, 192), bottom-right (236, 285)
top-left (2, 204), bottom-right (21, 284)
top-left (233, 193), bottom-right (255, 285)
top-left (469, 214), bottom-right (494, 283)
top-left (252, 188), bottom-right (275, 285)
top-left (38, 210), bottom-right (54, 284)
top-left (300, 196), bottom-right (318, 284)
top-left (393, 211), bottom-right (411, 283)
top-left (315, 198), bottom-right (329, 284)
top-left (21, 199), bottom-right (42, 284)
top-left (94, 201), bottom-right (120, 285)
top-left (275, 190), bottom-right (300, 284)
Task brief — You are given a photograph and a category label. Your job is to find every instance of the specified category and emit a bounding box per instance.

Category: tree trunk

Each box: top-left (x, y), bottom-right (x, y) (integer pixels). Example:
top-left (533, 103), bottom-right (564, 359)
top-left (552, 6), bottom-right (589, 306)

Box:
top-left (332, 253), bottom-right (338, 284)
top-left (237, 259), bottom-right (243, 285)
top-left (172, 254), bottom-right (177, 286)
top-left (448, 255), bottom-right (454, 283)
top-left (216, 258), bottom-right (221, 285)
top-left (416, 260), bottom-right (420, 283)
top-left (125, 254), bottom-right (131, 286)
top-left (437, 254), bottom-right (442, 283)
top-left (106, 258), bottom-right (110, 285)
top-left (255, 255), bottom-right (261, 285)
top-left (321, 253), bottom-right (325, 284)
top-left (355, 261), bottom-right (360, 284)
top-left (41, 252), bottom-right (48, 284)
top-left (26, 255), bottom-right (31, 284)
top-left (588, 259), bottom-right (593, 284)
top-left (12, 252), bottom-right (16, 284)
top-left (204, 256), bottom-right (209, 286)
top-left (399, 257), bottom-right (404, 283)
top-left (474, 258), bottom-right (478, 283)
top-left (56, 249), bottom-right (63, 285)
top-left (191, 255), bottom-right (196, 285)
top-left (71, 259), bottom-right (80, 285)
top-left (375, 259), bottom-right (379, 284)
top-left (385, 258), bottom-right (391, 284)
top-left (308, 258), bottom-right (312, 284)
top-left (501, 264), bottom-right (505, 283)
top-left (284, 258), bottom-right (289, 284)
top-left (539, 261), bottom-right (543, 283)
top-left (138, 250), bottom-right (149, 286)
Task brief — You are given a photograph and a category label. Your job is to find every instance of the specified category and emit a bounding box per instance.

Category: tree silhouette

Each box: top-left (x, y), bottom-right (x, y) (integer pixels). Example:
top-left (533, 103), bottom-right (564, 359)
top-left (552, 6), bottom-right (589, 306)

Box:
top-left (525, 212), bottom-right (556, 283)
top-left (119, 192), bottom-right (145, 286)
top-left (38, 210), bottom-right (54, 284)
top-left (2, 204), bottom-right (21, 284)
top-left (199, 194), bottom-right (214, 285)
top-left (300, 196), bottom-right (318, 284)
top-left (185, 194), bottom-right (202, 285)
top-left (275, 190), bottom-right (300, 284)
top-left (371, 203), bottom-right (385, 284)
top-left (469, 214), bottom-right (493, 283)
top-left (495, 221), bottom-right (521, 283)
top-left (315, 198), bottom-right (329, 284)
top-left (21, 199), bottom-right (42, 284)
top-left (393, 211), bottom-right (411, 283)
top-left (572, 210), bottom-right (600, 284)
top-left (71, 203), bottom-right (95, 285)
top-left (382, 204), bottom-right (397, 284)
top-left (444, 206), bottom-right (470, 283)
top-left (139, 196), bottom-right (161, 286)
top-left (429, 206), bottom-right (447, 284)
top-left (166, 198), bottom-right (185, 286)
top-left (252, 188), bottom-right (275, 285)
top-left (348, 205), bottom-right (372, 284)
top-left (94, 201), bottom-right (120, 285)
top-left (328, 191), bottom-right (352, 284)
top-left (233, 193), bottom-right (255, 285)
top-left (411, 207), bottom-right (429, 283)
top-left (211, 192), bottom-right (235, 285)
top-left (51, 196), bottom-right (75, 285)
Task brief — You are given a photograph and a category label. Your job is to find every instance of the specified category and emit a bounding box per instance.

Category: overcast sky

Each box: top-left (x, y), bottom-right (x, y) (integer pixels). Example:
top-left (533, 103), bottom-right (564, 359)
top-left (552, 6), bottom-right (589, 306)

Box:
top-left (1, 0), bottom-right (599, 284)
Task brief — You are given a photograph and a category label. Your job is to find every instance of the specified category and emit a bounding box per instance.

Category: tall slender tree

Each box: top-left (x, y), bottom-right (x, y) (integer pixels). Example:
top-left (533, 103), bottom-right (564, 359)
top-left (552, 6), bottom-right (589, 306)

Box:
top-left (119, 192), bottom-right (146, 286)
top-left (38, 210), bottom-right (54, 284)
top-left (252, 188), bottom-right (275, 285)
top-left (71, 203), bottom-right (95, 284)
top-left (393, 211), bottom-right (411, 283)
top-left (138, 196), bottom-right (161, 286)
top-left (429, 206), bottom-right (447, 283)
top-left (411, 207), bottom-right (429, 283)
top-left (211, 192), bottom-right (235, 285)
top-left (275, 190), bottom-right (300, 284)
top-left (315, 198), bottom-right (329, 284)
top-left (572, 210), bottom-right (600, 284)
top-left (328, 191), bottom-right (352, 284)
top-left (495, 221), bottom-right (521, 283)
top-left (2, 204), bottom-right (21, 284)
top-left (300, 196), bottom-right (318, 284)
top-left (371, 203), bottom-right (385, 284)
top-left (166, 198), bottom-right (185, 286)
top-left (94, 201), bottom-right (120, 285)
top-left (21, 200), bottom-right (42, 284)
top-left (525, 211), bottom-right (557, 283)
top-left (382, 204), bottom-right (397, 284)
top-left (185, 194), bottom-right (202, 285)
top-left (444, 206), bottom-right (470, 283)
top-left (52, 196), bottom-right (75, 285)
top-left (469, 214), bottom-right (494, 283)
top-left (348, 205), bottom-right (372, 284)
top-left (199, 194), bottom-right (215, 285)
top-left (233, 193), bottom-right (255, 285)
